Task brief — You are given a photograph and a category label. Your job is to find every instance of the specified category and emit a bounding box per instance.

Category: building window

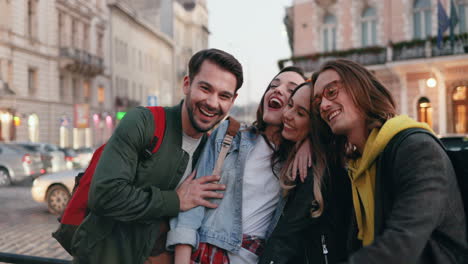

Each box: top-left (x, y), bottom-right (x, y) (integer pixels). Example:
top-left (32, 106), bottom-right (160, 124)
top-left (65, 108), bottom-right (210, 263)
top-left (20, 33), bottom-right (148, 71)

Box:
top-left (114, 38), bottom-right (119, 63)
top-left (8, 61), bottom-right (12, 87)
top-left (124, 43), bottom-right (128, 64)
top-left (83, 80), bottom-right (90, 100)
top-left (72, 78), bottom-right (78, 103)
top-left (457, 0), bottom-right (468, 33)
top-left (453, 85), bottom-right (467, 133)
top-left (139, 50), bottom-right (142, 70)
top-left (98, 86), bottom-right (105, 103)
top-left (0, 0), bottom-right (11, 30)
top-left (97, 32), bottom-right (104, 57)
top-left (72, 19), bottom-right (78, 49)
top-left (140, 84), bottom-right (143, 103)
top-left (124, 79), bottom-right (129, 98)
top-left (28, 68), bottom-right (37, 95)
top-left (59, 75), bottom-right (65, 99)
top-left (417, 97), bottom-right (433, 128)
top-left (322, 14), bottom-right (337, 52)
top-left (27, 0), bottom-right (38, 39)
top-left (361, 7), bottom-right (377, 47)
top-left (58, 12), bottom-right (63, 46)
top-left (115, 76), bottom-right (120, 97)
top-left (83, 24), bottom-right (90, 51)
top-left (413, 0), bottom-right (432, 39)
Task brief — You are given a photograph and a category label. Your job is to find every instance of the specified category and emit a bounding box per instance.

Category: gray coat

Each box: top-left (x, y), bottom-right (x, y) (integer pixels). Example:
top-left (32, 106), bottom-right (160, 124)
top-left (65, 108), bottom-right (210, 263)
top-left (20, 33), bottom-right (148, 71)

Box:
top-left (346, 131), bottom-right (467, 263)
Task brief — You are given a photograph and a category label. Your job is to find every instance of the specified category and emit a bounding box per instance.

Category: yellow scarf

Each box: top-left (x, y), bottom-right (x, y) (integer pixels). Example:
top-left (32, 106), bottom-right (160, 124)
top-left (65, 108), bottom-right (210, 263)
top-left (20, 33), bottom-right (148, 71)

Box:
top-left (347, 115), bottom-right (433, 246)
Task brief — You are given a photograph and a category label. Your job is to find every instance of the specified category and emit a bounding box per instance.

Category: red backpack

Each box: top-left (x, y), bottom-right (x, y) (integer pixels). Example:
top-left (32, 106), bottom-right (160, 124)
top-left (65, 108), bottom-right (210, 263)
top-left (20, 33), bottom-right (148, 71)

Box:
top-left (52, 106), bottom-right (166, 254)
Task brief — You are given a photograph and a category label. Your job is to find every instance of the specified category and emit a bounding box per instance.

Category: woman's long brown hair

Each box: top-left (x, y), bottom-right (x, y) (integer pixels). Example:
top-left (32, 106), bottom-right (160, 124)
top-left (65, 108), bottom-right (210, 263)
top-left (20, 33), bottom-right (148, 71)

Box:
top-left (274, 82), bottom-right (345, 218)
top-left (250, 66), bottom-right (306, 177)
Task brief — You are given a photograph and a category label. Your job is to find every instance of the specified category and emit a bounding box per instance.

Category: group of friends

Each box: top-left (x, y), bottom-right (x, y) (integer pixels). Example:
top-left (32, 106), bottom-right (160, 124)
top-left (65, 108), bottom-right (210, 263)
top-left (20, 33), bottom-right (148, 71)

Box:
top-left (70, 49), bottom-right (467, 264)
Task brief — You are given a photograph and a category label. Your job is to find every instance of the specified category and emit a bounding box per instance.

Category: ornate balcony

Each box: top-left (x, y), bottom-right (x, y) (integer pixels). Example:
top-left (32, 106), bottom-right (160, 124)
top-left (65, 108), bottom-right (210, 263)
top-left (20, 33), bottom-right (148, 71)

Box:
top-left (279, 46), bottom-right (387, 73)
top-left (59, 47), bottom-right (104, 76)
top-left (279, 33), bottom-right (468, 72)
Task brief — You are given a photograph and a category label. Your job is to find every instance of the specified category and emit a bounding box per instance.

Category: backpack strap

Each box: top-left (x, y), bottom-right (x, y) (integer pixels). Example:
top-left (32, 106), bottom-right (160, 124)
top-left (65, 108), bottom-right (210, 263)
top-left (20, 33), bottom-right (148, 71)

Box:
top-left (143, 106), bottom-right (166, 159)
top-left (212, 117), bottom-right (240, 176)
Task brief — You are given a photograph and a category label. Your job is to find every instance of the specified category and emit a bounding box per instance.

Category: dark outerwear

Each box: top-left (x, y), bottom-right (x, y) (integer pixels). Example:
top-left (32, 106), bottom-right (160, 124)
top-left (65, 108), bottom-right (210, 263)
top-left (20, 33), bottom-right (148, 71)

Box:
top-left (345, 131), bottom-right (467, 264)
top-left (259, 164), bottom-right (352, 264)
top-left (71, 103), bottom-right (207, 264)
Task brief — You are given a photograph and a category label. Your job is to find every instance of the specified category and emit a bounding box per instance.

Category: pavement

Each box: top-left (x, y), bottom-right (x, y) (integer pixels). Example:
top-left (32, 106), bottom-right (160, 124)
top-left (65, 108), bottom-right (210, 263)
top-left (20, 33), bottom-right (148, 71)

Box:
top-left (0, 179), bottom-right (72, 263)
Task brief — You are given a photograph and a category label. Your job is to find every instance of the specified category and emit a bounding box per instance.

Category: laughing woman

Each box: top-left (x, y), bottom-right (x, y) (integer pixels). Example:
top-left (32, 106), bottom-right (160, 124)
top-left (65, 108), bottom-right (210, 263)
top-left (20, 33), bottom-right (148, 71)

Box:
top-left (259, 81), bottom-right (352, 264)
top-left (166, 66), bottom-right (308, 264)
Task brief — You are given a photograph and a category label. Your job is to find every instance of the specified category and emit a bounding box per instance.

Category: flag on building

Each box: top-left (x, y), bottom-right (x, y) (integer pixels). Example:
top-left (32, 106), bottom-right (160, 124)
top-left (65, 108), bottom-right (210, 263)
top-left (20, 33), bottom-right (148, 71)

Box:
top-left (438, 0), bottom-right (450, 48)
top-left (449, 0), bottom-right (459, 48)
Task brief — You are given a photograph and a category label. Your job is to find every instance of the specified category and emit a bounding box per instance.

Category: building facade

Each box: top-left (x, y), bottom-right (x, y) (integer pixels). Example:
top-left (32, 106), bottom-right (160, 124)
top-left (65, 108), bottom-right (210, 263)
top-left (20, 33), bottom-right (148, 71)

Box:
top-left (0, 0), bottom-right (209, 147)
top-left (282, 0), bottom-right (468, 134)
top-left (108, 0), bottom-right (175, 111)
top-left (0, 0), bottom-right (111, 147)
top-left (173, 0), bottom-right (209, 104)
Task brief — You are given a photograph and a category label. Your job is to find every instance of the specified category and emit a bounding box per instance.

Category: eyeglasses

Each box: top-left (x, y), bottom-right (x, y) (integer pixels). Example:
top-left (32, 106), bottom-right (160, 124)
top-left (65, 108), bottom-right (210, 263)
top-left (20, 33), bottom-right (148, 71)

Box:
top-left (311, 80), bottom-right (342, 111)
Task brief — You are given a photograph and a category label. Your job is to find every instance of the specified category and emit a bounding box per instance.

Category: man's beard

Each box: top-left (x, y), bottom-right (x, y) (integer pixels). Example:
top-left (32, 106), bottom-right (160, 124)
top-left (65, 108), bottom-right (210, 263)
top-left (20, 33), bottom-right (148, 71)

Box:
top-left (185, 93), bottom-right (224, 133)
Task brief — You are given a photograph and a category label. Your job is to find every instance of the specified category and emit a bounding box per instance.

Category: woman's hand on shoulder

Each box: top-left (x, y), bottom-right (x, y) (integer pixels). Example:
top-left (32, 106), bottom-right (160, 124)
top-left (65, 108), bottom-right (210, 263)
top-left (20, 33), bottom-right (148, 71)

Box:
top-left (291, 138), bottom-right (312, 183)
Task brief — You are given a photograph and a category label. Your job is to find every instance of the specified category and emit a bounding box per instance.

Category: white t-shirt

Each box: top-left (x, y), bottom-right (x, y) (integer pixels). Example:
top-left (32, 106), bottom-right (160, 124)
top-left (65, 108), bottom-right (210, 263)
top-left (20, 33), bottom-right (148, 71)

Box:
top-left (228, 136), bottom-right (281, 263)
top-left (241, 136), bottom-right (280, 237)
top-left (176, 132), bottom-right (202, 188)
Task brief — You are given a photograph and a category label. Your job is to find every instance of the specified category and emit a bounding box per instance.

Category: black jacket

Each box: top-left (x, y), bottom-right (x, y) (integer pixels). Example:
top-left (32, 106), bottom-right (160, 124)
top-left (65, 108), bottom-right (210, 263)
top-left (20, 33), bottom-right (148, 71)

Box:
top-left (259, 165), bottom-right (352, 264)
top-left (345, 130), bottom-right (467, 264)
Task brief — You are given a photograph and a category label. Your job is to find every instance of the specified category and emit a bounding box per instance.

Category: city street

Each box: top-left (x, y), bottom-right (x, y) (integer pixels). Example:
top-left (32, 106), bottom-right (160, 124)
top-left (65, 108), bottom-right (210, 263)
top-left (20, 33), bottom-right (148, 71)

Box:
top-left (0, 180), bottom-right (72, 262)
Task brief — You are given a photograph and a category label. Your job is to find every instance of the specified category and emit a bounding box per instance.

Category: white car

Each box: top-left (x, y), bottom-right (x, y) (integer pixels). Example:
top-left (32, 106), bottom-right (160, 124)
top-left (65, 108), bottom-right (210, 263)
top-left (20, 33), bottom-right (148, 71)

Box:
top-left (17, 142), bottom-right (68, 173)
top-left (31, 169), bottom-right (82, 215)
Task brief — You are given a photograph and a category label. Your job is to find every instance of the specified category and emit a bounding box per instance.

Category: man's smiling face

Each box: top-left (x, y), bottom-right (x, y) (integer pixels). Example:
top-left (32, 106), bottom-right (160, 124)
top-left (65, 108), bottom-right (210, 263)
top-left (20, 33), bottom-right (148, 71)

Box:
top-left (183, 60), bottom-right (238, 134)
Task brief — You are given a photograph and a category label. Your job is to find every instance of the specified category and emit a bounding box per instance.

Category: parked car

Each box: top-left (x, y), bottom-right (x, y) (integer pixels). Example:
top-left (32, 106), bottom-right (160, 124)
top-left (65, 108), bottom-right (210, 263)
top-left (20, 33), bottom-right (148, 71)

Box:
top-left (16, 142), bottom-right (67, 173)
top-left (74, 147), bottom-right (95, 168)
top-left (59, 147), bottom-right (80, 169)
top-left (0, 143), bottom-right (44, 186)
top-left (439, 135), bottom-right (468, 151)
top-left (31, 169), bottom-right (81, 215)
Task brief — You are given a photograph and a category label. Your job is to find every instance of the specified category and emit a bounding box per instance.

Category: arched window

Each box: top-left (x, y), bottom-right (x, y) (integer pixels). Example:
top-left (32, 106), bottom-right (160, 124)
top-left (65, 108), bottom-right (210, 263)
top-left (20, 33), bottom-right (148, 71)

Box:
top-left (0, 111), bottom-right (13, 142)
top-left (453, 86), bottom-right (468, 133)
top-left (361, 7), bottom-right (377, 46)
top-left (413, 0), bottom-right (432, 39)
top-left (323, 14), bottom-right (337, 52)
top-left (59, 116), bottom-right (71, 148)
top-left (28, 114), bottom-right (39, 142)
top-left (417, 97), bottom-right (433, 128)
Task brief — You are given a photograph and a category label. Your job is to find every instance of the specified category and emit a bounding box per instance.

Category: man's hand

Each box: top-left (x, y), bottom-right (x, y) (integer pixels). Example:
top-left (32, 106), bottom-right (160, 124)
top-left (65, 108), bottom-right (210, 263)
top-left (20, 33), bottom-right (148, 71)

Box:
top-left (176, 171), bottom-right (225, 211)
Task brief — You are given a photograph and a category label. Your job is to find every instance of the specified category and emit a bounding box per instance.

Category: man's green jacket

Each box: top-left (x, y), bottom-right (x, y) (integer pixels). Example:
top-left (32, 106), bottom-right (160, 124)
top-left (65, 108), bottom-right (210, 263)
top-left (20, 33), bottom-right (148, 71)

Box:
top-left (71, 103), bottom-right (207, 264)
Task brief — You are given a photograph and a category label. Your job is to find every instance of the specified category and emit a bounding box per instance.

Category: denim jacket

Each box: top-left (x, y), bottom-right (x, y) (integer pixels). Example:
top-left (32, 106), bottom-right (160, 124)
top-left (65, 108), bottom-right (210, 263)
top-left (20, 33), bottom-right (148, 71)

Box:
top-left (166, 120), bottom-right (285, 254)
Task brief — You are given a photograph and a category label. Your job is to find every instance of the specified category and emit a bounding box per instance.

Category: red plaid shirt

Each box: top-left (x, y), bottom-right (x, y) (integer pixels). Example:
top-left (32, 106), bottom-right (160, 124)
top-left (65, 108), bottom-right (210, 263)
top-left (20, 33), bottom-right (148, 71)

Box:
top-left (190, 234), bottom-right (265, 264)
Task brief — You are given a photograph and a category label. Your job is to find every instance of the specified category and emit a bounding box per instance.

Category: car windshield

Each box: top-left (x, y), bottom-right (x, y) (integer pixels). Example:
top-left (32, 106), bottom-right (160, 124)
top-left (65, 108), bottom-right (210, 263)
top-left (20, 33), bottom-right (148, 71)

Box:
top-left (3, 144), bottom-right (28, 153)
top-left (17, 144), bottom-right (40, 152)
top-left (61, 148), bottom-right (77, 156)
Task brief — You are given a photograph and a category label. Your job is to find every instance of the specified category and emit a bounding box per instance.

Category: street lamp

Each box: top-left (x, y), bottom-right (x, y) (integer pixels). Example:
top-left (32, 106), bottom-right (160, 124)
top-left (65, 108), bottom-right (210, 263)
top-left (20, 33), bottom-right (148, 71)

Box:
top-left (426, 77), bottom-right (437, 88)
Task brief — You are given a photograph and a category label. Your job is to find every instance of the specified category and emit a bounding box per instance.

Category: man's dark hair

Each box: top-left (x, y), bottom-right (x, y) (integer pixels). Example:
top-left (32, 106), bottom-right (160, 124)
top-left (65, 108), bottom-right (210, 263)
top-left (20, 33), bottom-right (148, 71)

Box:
top-left (188, 49), bottom-right (244, 92)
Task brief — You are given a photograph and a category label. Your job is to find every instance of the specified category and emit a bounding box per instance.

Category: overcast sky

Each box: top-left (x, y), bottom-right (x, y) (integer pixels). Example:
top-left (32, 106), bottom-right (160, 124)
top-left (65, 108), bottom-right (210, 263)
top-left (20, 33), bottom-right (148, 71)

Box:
top-left (207, 0), bottom-right (293, 106)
